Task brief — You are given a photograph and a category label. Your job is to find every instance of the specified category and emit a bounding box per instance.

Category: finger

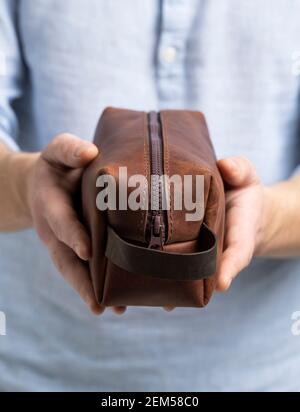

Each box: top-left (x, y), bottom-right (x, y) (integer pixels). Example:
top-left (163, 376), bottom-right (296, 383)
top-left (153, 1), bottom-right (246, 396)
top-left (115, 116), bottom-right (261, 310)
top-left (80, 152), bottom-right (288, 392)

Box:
top-left (44, 187), bottom-right (91, 260)
top-left (218, 156), bottom-right (260, 188)
top-left (164, 306), bottom-right (175, 312)
top-left (216, 243), bottom-right (253, 291)
top-left (47, 236), bottom-right (103, 315)
top-left (112, 306), bottom-right (127, 315)
top-left (43, 133), bottom-right (98, 169)
top-left (216, 204), bottom-right (256, 291)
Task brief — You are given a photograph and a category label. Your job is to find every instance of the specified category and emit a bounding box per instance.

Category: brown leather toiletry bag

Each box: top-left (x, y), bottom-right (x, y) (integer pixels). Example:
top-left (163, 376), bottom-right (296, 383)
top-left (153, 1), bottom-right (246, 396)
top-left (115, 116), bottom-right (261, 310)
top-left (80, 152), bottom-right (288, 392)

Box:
top-left (82, 107), bottom-right (225, 307)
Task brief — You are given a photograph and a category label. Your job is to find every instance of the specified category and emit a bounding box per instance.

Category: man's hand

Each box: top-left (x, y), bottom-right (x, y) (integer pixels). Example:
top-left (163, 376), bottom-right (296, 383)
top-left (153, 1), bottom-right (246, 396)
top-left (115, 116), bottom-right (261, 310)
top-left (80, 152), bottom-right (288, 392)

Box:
top-left (23, 134), bottom-right (126, 316)
top-left (216, 156), bottom-right (264, 291)
top-left (216, 155), bottom-right (300, 291)
top-left (2, 141), bottom-right (300, 311)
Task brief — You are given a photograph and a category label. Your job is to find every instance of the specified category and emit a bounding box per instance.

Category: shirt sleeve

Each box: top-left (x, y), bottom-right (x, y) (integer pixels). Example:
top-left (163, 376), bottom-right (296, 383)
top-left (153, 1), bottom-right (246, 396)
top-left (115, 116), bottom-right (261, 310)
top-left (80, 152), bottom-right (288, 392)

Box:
top-left (292, 164), bottom-right (300, 177)
top-left (0, 0), bottom-right (24, 151)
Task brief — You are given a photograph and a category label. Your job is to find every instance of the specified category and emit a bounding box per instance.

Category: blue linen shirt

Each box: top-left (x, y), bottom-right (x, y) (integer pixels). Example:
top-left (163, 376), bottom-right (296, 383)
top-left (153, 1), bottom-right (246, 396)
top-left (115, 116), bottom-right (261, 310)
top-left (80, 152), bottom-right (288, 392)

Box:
top-left (1, 0), bottom-right (300, 391)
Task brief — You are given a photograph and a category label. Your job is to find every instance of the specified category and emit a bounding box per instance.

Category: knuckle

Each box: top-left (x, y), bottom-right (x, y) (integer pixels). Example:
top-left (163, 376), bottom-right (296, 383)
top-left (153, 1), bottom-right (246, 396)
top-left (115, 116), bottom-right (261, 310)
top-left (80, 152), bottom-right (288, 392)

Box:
top-left (54, 223), bottom-right (64, 243)
top-left (236, 155), bottom-right (251, 167)
top-left (49, 245), bottom-right (65, 274)
top-left (47, 133), bottom-right (75, 162)
top-left (60, 140), bottom-right (72, 162)
top-left (48, 208), bottom-right (80, 249)
top-left (48, 134), bottom-right (65, 151)
top-left (71, 224), bottom-right (85, 246)
top-left (53, 133), bottom-right (73, 145)
top-left (47, 210), bottom-right (65, 241)
top-left (239, 156), bottom-right (260, 183)
top-left (59, 132), bottom-right (74, 140)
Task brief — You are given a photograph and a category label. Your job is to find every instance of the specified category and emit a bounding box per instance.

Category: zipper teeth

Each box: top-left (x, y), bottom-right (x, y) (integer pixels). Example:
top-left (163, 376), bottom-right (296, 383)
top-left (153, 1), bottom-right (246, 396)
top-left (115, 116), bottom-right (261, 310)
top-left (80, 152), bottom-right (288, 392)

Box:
top-left (148, 111), bottom-right (166, 247)
top-left (149, 114), bottom-right (162, 211)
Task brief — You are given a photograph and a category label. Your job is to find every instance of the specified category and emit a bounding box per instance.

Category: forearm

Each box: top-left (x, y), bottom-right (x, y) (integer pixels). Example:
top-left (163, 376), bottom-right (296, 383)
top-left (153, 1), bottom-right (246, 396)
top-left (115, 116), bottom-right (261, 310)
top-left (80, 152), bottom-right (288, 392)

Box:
top-left (2, 139), bottom-right (300, 258)
top-left (0, 142), bottom-right (37, 231)
top-left (257, 175), bottom-right (300, 257)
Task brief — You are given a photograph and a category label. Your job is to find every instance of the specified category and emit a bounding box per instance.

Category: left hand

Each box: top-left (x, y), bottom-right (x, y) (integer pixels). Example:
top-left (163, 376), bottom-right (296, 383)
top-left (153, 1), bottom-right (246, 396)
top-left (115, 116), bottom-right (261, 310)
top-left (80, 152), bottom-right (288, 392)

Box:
top-left (216, 156), bottom-right (266, 291)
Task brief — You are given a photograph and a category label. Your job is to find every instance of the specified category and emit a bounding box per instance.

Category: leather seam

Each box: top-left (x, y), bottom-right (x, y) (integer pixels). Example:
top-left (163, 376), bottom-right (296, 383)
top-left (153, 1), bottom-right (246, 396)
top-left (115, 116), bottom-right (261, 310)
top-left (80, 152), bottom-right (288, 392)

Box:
top-left (203, 174), bottom-right (224, 304)
top-left (141, 112), bottom-right (149, 242)
top-left (161, 112), bottom-right (173, 242)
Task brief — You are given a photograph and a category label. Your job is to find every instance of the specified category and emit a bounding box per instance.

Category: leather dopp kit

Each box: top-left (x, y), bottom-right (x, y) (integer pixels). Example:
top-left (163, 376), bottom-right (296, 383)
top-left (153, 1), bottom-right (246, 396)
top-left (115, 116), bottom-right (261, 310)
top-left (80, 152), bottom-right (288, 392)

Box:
top-left (82, 108), bottom-right (225, 307)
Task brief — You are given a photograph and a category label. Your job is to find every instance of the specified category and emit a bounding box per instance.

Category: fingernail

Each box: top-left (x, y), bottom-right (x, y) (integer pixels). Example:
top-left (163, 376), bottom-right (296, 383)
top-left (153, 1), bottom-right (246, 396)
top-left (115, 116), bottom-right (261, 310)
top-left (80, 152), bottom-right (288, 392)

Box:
top-left (164, 306), bottom-right (175, 312)
top-left (74, 144), bottom-right (93, 158)
top-left (217, 276), bottom-right (232, 292)
top-left (74, 243), bottom-right (89, 260)
top-left (224, 276), bottom-right (232, 290)
top-left (112, 307), bottom-right (127, 315)
top-left (90, 303), bottom-right (104, 316)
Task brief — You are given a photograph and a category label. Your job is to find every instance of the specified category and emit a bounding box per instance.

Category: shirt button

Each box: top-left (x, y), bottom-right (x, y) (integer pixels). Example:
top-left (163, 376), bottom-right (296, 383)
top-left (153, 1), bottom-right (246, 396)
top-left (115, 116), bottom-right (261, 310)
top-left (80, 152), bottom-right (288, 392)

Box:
top-left (160, 46), bottom-right (177, 63)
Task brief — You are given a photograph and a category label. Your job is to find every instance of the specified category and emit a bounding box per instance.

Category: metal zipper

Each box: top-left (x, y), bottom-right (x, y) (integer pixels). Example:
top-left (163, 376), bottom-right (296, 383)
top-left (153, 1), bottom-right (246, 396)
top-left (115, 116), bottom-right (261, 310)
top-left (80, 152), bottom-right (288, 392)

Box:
top-left (147, 111), bottom-right (167, 249)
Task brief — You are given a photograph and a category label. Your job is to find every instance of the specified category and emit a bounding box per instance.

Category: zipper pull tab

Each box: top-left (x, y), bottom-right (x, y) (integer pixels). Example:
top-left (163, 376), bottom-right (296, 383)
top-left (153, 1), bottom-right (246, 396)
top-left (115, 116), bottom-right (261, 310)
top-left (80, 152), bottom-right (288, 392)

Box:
top-left (149, 214), bottom-right (163, 250)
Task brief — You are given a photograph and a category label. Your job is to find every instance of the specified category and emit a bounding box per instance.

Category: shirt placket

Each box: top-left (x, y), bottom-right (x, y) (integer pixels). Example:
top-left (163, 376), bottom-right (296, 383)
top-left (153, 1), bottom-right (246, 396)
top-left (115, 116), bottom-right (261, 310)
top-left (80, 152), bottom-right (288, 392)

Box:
top-left (157, 0), bottom-right (199, 108)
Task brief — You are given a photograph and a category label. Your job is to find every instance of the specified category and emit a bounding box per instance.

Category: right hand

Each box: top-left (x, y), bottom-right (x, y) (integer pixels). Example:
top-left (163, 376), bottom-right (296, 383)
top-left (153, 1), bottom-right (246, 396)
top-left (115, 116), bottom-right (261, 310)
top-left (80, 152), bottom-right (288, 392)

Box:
top-left (25, 133), bottom-right (126, 316)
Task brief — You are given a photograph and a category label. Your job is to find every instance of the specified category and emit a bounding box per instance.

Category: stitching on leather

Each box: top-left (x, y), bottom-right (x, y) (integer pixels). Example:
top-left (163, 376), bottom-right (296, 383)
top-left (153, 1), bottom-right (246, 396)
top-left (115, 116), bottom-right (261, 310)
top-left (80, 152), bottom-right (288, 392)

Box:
top-left (161, 112), bottom-right (173, 242)
top-left (141, 112), bottom-right (149, 242)
top-left (203, 174), bottom-right (222, 304)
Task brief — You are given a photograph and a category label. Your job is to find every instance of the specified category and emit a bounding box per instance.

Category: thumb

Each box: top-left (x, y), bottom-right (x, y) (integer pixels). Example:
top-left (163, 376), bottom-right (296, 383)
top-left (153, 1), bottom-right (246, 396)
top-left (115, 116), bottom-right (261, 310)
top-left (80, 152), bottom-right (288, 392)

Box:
top-left (217, 156), bottom-right (260, 188)
top-left (42, 133), bottom-right (99, 169)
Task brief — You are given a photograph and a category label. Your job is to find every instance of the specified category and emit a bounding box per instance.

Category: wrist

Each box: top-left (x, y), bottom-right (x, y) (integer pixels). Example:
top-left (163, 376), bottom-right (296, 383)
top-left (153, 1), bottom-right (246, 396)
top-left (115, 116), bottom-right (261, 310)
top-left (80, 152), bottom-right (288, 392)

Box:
top-left (5, 150), bottom-right (40, 227)
top-left (255, 186), bottom-right (280, 256)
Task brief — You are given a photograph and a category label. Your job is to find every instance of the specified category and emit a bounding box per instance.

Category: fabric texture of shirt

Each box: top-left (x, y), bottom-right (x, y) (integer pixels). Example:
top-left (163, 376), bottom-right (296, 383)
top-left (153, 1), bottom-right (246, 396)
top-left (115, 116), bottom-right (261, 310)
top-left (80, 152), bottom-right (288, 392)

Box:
top-left (1, 0), bottom-right (300, 391)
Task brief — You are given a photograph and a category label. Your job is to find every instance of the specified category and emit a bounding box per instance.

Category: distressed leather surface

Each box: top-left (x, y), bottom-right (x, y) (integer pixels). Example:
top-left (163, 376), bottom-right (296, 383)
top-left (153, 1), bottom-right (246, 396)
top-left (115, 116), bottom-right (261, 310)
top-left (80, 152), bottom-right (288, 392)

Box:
top-left (82, 107), bottom-right (225, 307)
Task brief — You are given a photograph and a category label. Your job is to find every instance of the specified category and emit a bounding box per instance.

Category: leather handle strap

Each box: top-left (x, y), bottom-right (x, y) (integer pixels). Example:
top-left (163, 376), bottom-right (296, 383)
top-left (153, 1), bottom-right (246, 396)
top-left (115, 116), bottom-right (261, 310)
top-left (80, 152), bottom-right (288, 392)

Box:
top-left (105, 224), bottom-right (217, 281)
